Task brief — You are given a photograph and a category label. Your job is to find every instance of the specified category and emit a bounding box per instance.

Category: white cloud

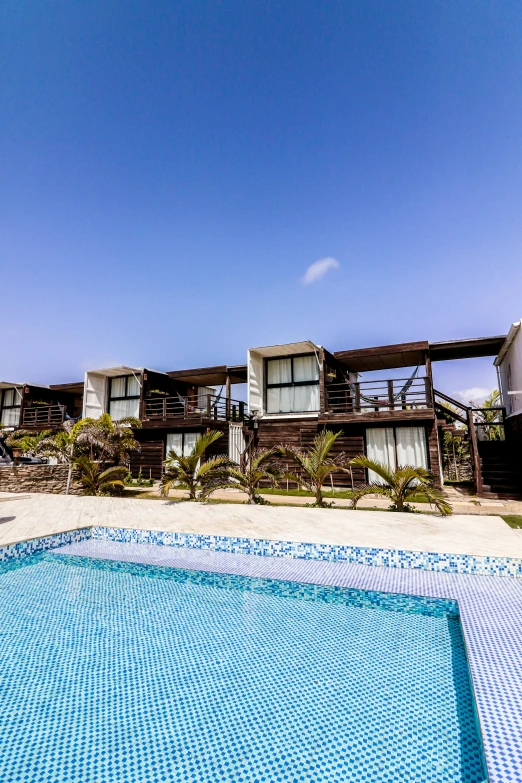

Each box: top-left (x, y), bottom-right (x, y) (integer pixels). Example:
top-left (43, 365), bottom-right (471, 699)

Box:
top-left (452, 387), bottom-right (494, 405)
top-left (302, 257), bottom-right (340, 284)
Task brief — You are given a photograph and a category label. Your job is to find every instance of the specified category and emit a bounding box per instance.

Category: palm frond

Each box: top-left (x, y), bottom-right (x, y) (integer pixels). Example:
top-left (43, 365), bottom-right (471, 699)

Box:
top-left (350, 455), bottom-right (397, 486)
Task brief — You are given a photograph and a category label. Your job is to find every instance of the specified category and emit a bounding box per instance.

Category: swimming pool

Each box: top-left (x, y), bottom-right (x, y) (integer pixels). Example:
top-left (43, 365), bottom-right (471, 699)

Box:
top-left (0, 552), bottom-right (487, 782)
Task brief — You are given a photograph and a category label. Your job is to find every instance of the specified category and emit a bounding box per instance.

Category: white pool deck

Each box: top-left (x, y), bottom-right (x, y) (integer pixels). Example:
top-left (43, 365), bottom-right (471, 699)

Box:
top-left (1, 491), bottom-right (521, 559)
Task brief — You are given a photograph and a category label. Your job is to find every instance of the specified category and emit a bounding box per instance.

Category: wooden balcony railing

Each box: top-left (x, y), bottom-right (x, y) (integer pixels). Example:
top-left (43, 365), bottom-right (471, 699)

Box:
top-left (144, 394), bottom-right (247, 423)
top-left (22, 405), bottom-right (66, 426)
top-left (326, 377), bottom-right (432, 414)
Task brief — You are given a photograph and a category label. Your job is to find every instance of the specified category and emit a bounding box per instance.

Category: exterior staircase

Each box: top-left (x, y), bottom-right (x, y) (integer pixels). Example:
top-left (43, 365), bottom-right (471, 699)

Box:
top-left (477, 441), bottom-right (522, 499)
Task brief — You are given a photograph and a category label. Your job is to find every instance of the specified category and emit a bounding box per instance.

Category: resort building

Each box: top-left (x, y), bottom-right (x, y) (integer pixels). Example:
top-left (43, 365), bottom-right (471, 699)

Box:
top-left (2, 322), bottom-right (521, 497)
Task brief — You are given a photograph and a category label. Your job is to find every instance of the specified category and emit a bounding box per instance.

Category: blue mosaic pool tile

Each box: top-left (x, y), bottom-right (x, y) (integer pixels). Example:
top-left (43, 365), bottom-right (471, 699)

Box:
top-left (0, 526), bottom-right (91, 564)
top-left (0, 552), bottom-right (487, 783)
top-left (91, 525), bottom-right (522, 578)
top-left (54, 539), bottom-right (522, 783)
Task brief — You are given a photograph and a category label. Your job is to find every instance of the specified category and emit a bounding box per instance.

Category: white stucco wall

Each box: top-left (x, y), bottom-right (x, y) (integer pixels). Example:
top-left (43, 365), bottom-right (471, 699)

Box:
top-left (497, 321), bottom-right (522, 417)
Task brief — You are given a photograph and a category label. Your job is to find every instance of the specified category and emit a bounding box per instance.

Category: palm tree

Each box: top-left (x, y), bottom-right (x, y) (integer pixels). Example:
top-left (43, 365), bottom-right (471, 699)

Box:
top-left (349, 456), bottom-right (452, 515)
top-left (161, 430), bottom-right (233, 501)
top-left (226, 448), bottom-right (282, 504)
top-left (74, 413), bottom-right (141, 464)
top-left (5, 429), bottom-right (54, 456)
top-left (74, 456), bottom-right (128, 496)
top-left (277, 429), bottom-right (350, 508)
top-left (473, 389), bottom-right (503, 441)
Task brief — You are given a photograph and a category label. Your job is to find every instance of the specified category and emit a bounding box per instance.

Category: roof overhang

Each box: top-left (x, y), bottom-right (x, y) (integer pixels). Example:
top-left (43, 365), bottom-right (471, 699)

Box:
top-left (249, 340), bottom-right (321, 359)
top-left (494, 321), bottom-right (521, 366)
top-left (334, 341), bottom-right (429, 372)
top-left (49, 382), bottom-right (85, 393)
top-left (86, 366), bottom-right (146, 379)
top-left (430, 336), bottom-right (506, 363)
top-left (0, 381), bottom-right (24, 390)
top-left (167, 365), bottom-right (247, 386)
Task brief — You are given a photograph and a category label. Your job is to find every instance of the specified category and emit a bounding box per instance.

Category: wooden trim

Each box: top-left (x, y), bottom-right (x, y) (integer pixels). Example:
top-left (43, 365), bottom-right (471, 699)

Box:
top-left (467, 408), bottom-right (483, 496)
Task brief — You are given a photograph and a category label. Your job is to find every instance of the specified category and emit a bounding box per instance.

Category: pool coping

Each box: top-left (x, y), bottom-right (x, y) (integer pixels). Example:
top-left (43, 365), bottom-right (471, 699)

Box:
top-left (1, 523), bottom-right (522, 577)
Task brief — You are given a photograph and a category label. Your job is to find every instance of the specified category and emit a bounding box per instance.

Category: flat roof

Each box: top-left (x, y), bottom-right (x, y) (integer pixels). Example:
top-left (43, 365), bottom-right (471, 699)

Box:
top-left (167, 365), bottom-right (248, 386)
top-left (429, 336), bottom-right (506, 362)
top-left (334, 341), bottom-right (429, 372)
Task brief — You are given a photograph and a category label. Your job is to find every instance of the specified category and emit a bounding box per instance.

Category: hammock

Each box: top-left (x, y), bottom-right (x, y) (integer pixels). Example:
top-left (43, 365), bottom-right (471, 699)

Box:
top-left (350, 366), bottom-right (420, 406)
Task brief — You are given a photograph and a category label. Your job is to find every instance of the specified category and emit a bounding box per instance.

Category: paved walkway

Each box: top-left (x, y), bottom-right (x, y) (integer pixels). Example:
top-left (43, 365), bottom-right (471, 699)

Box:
top-left (1, 491), bottom-right (521, 558)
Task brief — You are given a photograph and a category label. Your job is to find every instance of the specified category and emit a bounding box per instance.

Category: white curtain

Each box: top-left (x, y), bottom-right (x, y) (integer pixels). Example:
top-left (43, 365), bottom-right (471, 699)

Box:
top-left (109, 398), bottom-right (140, 420)
top-left (395, 427), bottom-right (428, 469)
top-left (266, 384), bottom-right (319, 413)
top-left (267, 358), bottom-right (292, 384)
top-left (293, 355), bottom-right (319, 382)
top-left (366, 428), bottom-right (396, 484)
top-left (1, 406), bottom-right (21, 426)
top-left (166, 432), bottom-right (198, 457)
top-left (126, 375), bottom-right (140, 397)
top-left (111, 377), bottom-right (127, 397)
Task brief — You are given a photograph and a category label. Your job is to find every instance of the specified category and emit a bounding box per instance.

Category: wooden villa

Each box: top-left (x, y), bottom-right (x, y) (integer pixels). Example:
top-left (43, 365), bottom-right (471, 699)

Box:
top-left (3, 322), bottom-right (521, 497)
top-left (0, 381), bottom-right (83, 430)
top-left (82, 364), bottom-right (248, 478)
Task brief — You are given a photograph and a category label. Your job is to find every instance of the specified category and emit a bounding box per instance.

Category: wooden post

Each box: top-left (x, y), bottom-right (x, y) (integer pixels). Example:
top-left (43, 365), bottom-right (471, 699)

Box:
top-left (424, 351), bottom-right (435, 408)
top-left (387, 380), bottom-right (395, 410)
top-left (467, 408), bottom-right (483, 496)
top-left (354, 383), bottom-right (361, 412)
top-left (225, 373), bottom-right (231, 420)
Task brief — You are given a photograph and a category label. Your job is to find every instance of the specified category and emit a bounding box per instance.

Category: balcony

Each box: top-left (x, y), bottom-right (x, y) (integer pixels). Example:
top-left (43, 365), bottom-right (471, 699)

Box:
top-left (144, 394), bottom-right (247, 424)
top-left (324, 377), bottom-right (433, 421)
top-left (22, 405), bottom-right (66, 427)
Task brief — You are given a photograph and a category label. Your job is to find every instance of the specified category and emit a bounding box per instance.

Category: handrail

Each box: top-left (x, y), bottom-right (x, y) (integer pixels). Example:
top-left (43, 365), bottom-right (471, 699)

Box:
top-left (325, 377), bottom-right (430, 413)
top-left (22, 404), bottom-right (66, 426)
top-left (144, 394), bottom-right (247, 422)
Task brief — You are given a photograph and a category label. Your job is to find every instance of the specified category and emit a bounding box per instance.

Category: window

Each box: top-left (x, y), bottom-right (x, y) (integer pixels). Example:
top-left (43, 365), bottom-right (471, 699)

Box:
top-left (265, 355), bottom-right (319, 414)
top-left (0, 388), bottom-right (21, 427)
top-left (108, 375), bottom-right (140, 420)
top-left (166, 432), bottom-right (198, 457)
top-left (365, 426), bottom-right (428, 484)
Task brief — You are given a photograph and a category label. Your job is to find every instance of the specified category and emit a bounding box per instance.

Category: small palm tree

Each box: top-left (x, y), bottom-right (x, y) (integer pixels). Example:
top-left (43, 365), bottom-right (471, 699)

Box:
top-left (226, 448), bottom-right (282, 504)
top-left (349, 456), bottom-right (452, 515)
top-left (161, 430), bottom-right (233, 501)
top-left (75, 414), bottom-right (141, 463)
top-left (74, 456), bottom-right (128, 496)
top-left (277, 430), bottom-right (350, 508)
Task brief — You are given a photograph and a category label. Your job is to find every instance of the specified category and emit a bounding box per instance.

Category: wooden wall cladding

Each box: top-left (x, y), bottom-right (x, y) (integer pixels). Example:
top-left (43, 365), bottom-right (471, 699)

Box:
top-left (254, 418), bottom-right (442, 489)
top-left (129, 424), bottom-right (230, 479)
top-left (254, 419), bottom-right (366, 488)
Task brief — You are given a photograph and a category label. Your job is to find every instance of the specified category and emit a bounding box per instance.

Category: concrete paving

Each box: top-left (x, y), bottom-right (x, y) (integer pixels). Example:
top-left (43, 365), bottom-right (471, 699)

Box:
top-left (1, 491), bottom-right (520, 558)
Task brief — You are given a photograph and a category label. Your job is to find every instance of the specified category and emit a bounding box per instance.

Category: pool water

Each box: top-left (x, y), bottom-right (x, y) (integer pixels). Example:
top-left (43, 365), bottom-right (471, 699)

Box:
top-left (0, 552), bottom-right (487, 783)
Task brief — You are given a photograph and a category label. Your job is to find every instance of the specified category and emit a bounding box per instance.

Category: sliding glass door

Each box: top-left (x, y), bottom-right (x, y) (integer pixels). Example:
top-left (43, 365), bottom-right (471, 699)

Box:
top-left (365, 426), bottom-right (428, 483)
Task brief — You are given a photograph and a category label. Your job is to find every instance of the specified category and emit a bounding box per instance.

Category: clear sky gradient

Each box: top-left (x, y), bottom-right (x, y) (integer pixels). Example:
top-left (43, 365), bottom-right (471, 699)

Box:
top-left (2, 1), bottom-right (521, 401)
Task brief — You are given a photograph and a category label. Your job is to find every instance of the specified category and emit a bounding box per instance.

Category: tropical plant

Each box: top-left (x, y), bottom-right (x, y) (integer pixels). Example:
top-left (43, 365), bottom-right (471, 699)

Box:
top-left (349, 456), bottom-right (452, 515)
top-left (225, 448), bottom-right (282, 504)
top-left (74, 413), bottom-right (141, 463)
top-left (442, 430), bottom-right (472, 482)
top-left (73, 456), bottom-right (128, 496)
top-left (161, 430), bottom-right (233, 501)
top-left (5, 429), bottom-right (54, 456)
top-left (277, 430), bottom-right (350, 508)
top-left (472, 389), bottom-right (503, 441)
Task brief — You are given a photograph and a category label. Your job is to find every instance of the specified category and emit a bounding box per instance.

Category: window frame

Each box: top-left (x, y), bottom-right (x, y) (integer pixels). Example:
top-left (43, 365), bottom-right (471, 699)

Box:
top-left (108, 375), bottom-right (141, 418)
top-left (165, 431), bottom-right (199, 458)
top-left (0, 387), bottom-right (22, 426)
top-left (264, 353), bottom-right (320, 414)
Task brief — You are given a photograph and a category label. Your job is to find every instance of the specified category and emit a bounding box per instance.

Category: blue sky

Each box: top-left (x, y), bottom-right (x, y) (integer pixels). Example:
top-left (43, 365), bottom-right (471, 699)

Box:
top-left (2, 1), bottom-right (521, 401)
